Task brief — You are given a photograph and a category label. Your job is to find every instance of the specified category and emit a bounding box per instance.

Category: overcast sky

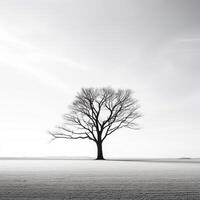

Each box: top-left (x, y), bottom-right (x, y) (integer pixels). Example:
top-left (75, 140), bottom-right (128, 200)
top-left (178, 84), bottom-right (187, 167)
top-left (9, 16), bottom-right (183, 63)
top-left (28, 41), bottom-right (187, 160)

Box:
top-left (0, 0), bottom-right (199, 158)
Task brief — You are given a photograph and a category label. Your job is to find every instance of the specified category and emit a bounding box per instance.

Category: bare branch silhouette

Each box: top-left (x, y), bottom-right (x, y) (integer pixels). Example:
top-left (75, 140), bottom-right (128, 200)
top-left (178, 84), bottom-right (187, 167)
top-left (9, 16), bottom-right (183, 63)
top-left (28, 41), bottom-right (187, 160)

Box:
top-left (49, 87), bottom-right (141, 159)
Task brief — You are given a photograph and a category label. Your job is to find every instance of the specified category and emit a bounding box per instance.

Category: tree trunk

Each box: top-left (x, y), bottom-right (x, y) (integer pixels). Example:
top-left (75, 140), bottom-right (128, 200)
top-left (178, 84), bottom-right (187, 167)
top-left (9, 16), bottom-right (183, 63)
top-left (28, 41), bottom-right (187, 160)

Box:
top-left (96, 141), bottom-right (104, 160)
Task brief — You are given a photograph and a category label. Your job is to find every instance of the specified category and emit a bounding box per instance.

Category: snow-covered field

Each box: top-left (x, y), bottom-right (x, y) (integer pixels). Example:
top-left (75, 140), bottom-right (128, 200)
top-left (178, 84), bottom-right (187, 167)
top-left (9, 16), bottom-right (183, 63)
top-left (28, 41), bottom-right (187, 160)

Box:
top-left (0, 159), bottom-right (200, 199)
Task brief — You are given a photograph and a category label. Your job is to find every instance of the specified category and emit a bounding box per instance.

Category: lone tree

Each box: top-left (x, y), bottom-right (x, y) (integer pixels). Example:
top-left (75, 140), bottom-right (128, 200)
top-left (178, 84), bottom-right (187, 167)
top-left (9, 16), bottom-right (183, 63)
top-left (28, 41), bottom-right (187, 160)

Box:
top-left (49, 87), bottom-right (141, 160)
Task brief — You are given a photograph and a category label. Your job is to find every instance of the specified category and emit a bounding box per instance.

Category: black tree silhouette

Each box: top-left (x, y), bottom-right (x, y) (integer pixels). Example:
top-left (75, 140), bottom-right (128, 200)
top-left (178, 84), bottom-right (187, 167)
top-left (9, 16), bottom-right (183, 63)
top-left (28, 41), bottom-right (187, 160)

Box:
top-left (49, 87), bottom-right (141, 160)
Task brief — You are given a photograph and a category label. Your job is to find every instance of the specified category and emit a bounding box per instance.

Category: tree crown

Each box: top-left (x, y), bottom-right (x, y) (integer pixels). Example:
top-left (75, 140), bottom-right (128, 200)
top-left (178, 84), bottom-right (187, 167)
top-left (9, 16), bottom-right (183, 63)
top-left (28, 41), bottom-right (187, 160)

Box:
top-left (50, 87), bottom-right (141, 142)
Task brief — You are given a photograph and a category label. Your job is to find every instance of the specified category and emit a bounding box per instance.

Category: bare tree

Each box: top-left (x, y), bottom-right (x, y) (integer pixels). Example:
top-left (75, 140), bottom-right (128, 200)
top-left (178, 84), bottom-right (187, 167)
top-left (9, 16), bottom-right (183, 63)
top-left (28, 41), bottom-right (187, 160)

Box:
top-left (49, 87), bottom-right (141, 160)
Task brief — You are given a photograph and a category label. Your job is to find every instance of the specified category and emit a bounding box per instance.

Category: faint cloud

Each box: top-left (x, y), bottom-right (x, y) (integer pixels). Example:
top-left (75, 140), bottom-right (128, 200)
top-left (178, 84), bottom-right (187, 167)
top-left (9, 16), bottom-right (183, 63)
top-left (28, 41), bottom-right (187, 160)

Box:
top-left (178, 38), bottom-right (200, 43)
top-left (0, 30), bottom-right (89, 94)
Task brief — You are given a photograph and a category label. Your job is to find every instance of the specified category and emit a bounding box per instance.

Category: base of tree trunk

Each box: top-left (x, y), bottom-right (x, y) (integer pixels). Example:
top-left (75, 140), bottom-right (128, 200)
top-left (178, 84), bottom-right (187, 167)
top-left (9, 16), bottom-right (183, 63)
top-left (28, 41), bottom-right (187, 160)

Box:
top-left (96, 141), bottom-right (104, 160)
top-left (96, 157), bottom-right (105, 160)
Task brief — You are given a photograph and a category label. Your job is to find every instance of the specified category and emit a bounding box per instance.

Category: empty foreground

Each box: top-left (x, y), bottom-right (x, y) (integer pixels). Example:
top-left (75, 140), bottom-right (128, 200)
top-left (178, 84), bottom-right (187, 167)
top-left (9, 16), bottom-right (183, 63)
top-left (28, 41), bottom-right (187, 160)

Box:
top-left (0, 159), bottom-right (200, 200)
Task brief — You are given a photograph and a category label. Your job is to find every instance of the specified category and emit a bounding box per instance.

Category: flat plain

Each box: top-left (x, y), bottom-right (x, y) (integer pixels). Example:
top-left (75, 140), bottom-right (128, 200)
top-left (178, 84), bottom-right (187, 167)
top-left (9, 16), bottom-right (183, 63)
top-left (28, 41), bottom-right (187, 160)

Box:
top-left (0, 159), bottom-right (200, 200)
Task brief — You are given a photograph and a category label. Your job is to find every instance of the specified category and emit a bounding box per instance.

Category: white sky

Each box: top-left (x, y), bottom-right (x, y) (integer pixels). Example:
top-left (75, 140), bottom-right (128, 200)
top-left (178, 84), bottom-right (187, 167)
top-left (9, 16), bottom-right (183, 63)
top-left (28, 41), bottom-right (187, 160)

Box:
top-left (0, 0), bottom-right (200, 158)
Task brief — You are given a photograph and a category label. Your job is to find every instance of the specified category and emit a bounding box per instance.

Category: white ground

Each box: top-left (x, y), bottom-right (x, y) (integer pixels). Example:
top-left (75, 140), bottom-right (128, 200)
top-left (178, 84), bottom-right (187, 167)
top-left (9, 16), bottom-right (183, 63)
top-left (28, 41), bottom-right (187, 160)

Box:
top-left (0, 159), bottom-right (200, 199)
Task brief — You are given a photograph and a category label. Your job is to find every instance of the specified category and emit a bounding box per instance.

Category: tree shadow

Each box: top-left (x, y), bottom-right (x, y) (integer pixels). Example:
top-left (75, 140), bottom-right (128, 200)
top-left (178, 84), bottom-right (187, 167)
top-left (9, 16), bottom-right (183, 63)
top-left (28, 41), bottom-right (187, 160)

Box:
top-left (106, 158), bottom-right (200, 164)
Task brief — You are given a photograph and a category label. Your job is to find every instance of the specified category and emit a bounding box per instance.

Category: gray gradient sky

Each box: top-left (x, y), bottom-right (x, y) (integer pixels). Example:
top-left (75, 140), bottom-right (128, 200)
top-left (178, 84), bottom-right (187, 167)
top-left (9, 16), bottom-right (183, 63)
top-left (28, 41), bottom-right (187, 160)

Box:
top-left (0, 0), bottom-right (199, 158)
